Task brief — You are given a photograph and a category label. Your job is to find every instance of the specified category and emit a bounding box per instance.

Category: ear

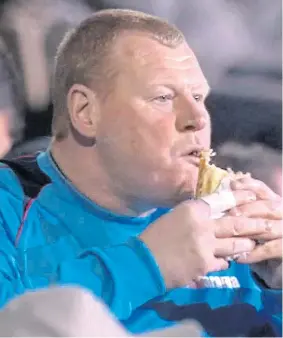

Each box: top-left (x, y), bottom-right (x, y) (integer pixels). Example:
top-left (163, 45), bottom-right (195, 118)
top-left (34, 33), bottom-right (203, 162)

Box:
top-left (67, 84), bottom-right (99, 138)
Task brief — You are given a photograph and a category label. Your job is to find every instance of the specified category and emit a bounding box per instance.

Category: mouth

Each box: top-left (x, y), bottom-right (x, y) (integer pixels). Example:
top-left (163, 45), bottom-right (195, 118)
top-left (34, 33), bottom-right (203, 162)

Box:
top-left (188, 150), bottom-right (202, 157)
top-left (182, 151), bottom-right (202, 166)
top-left (180, 147), bottom-right (204, 166)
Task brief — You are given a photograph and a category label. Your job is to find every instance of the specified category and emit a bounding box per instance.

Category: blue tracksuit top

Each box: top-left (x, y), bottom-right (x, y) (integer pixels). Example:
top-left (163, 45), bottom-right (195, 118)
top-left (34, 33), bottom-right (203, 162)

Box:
top-left (0, 151), bottom-right (281, 337)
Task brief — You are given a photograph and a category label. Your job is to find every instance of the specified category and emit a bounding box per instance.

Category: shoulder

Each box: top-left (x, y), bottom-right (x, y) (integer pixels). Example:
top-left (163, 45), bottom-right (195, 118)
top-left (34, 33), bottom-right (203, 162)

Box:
top-left (0, 155), bottom-right (51, 199)
top-left (0, 155), bottom-right (51, 243)
top-left (0, 161), bottom-right (25, 199)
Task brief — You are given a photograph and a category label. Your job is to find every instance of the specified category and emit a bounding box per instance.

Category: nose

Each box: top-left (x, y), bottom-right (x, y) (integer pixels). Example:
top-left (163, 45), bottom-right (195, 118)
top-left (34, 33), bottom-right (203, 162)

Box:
top-left (175, 101), bottom-right (209, 132)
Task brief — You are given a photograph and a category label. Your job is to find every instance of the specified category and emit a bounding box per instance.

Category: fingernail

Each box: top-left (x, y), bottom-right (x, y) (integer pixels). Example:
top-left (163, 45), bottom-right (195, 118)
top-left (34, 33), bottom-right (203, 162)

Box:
top-left (248, 193), bottom-right (256, 201)
top-left (234, 209), bottom-right (242, 217)
top-left (225, 256), bottom-right (234, 262)
top-left (234, 239), bottom-right (254, 253)
top-left (235, 252), bottom-right (250, 261)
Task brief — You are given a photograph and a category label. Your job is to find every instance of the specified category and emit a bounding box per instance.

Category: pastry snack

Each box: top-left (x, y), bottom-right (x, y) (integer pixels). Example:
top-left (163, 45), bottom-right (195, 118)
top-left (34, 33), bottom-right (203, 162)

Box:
top-left (196, 150), bottom-right (252, 261)
top-left (196, 149), bottom-right (247, 198)
top-left (196, 150), bottom-right (229, 198)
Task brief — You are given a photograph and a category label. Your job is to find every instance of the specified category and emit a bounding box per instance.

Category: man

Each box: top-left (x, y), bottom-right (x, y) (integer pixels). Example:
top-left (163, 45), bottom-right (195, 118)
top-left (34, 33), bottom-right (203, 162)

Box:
top-left (0, 9), bottom-right (281, 337)
top-left (216, 142), bottom-right (282, 196)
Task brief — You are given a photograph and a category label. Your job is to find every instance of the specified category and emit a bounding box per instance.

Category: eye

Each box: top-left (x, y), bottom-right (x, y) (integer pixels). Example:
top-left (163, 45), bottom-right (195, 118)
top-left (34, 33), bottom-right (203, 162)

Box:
top-left (154, 94), bottom-right (174, 103)
top-left (193, 94), bottom-right (203, 102)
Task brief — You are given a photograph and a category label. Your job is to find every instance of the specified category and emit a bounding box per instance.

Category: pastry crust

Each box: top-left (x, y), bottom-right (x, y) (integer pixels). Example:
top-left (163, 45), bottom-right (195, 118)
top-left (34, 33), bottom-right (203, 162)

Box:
top-left (195, 150), bottom-right (248, 198)
top-left (196, 150), bottom-right (229, 198)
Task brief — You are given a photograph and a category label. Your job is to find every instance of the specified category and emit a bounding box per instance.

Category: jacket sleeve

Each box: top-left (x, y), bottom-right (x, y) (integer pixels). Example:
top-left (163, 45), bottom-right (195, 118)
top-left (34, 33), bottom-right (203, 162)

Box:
top-left (0, 166), bottom-right (27, 307)
top-left (0, 218), bottom-right (26, 307)
top-left (0, 165), bottom-right (166, 315)
top-left (252, 270), bottom-right (282, 337)
top-left (0, 214), bottom-right (166, 316)
top-left (57, 237), bottom-right (166, 320)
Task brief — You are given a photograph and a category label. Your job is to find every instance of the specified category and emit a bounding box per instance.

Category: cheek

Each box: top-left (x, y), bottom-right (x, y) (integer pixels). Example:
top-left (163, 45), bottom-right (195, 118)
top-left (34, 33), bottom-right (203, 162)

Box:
top-left (196, 122), bottom-right (211, 148)
top-left (98, 101), bottom-right (176, 172)
top-left (116, 105), bottom-right (176, 153)
top-left (150, 117), bottom-right (176, 148)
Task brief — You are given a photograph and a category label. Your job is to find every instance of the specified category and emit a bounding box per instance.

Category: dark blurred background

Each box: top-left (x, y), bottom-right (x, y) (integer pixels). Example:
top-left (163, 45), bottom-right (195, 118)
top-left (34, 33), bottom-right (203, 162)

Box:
top-left (0, 0), bottom-right (281, 158)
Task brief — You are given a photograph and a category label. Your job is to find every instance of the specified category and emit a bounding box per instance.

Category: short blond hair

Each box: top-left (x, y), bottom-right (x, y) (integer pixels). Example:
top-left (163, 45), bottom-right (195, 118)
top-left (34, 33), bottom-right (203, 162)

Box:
top-left (51, 9), bottom-right (184, 140)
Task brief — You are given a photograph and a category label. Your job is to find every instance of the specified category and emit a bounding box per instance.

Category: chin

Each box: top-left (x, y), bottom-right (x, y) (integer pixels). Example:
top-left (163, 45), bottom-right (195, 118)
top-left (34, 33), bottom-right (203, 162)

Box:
top-left (172, 173), bottom-right (197, 202)
top-left (144, 168), bottom-right (196, 206)
top-left (143, 182), bottom-right (193, 209)
top-left (176, 185), bottom-right (195, 202)
top-left (163, 182), bottom-right (196, 207)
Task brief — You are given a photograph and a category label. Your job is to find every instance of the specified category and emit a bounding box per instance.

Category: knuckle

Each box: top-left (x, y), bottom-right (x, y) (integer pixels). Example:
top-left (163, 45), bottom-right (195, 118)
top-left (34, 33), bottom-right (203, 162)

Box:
top-left (229, 207), bottom-right (242, 217)
top-left (233, 218), bottom-right (245, 235)
top-left (197, 256), bottom-right (211, 276)
top-left (232, 239), bottom-right (237, 254)
top-left (262, 219), bottom-right (273, 232)
top-left (253, 179), bottom-right (263, 187)
top-left (263, 243), bottom-right (273, 257)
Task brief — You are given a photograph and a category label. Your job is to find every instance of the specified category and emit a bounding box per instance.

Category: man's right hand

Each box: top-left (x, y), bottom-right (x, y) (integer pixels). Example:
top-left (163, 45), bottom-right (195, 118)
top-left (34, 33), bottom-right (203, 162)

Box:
top-left (139, 190), bottom-right (273, 290)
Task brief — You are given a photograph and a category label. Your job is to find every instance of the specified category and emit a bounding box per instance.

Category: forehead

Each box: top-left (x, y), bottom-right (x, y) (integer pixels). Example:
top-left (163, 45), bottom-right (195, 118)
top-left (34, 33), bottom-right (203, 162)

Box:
top-left (115, 33), bottom-right (208, 90)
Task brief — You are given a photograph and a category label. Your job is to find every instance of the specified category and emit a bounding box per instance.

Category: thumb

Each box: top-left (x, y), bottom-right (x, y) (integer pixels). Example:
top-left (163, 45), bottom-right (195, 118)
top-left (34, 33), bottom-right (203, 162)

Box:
top-left (179, 199), bottom-right (212, 220)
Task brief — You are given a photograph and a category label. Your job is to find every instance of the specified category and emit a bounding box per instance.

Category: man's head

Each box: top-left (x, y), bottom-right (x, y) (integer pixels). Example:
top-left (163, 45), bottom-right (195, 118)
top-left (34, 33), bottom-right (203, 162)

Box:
top-left (216, 142), bottom-right (282, 196)
top-left (51, 9), bottom-right (211, 212)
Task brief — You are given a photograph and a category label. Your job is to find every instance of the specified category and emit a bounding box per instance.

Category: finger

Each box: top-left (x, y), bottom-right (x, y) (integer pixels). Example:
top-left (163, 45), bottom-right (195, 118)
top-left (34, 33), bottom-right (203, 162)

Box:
top-left (232, 190), bottom-right (257, 207)
top-left (215, 216), bottom-right (273, 238)
top-left (212, 257), bottom-right (230, 272)
top-left (231, 177), bottom-right (280, 201)
top-left (236, 239), bottom-right (282, 263)
top-left (199, 189), bottom-right (256, 217)
top-left (247, 220), bottom-right (282, 241)
top-left (215, 238), bottom-right (255, 257)
top-left (229, 200), bottom-right (282, 220)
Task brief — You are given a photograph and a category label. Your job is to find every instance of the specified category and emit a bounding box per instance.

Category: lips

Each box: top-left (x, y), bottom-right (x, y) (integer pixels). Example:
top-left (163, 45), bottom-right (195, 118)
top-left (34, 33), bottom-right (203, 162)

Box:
top-left (181, 145), bottom-right (205, 157)
top-left (182, 154), bottom-right (201, 166)
top-left (187, 150), bottom-right (202, 157)
top-left (179, 146), bottom-right (205, 166)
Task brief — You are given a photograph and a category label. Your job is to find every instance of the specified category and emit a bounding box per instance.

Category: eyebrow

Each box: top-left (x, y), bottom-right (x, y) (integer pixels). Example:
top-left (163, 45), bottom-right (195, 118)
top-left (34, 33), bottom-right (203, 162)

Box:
top-left (149, 82), bottom-right (211, 97)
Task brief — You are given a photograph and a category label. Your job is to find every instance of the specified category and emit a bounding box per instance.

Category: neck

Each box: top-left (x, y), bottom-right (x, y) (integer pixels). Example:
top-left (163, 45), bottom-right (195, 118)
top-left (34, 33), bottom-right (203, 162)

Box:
top-left (51, 137), bottom-right (155, 217)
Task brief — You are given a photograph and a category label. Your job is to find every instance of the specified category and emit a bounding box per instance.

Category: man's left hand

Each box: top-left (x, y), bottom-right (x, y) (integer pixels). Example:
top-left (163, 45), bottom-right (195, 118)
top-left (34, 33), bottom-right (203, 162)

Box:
top-left (229, 176), bottom-right (282, 264)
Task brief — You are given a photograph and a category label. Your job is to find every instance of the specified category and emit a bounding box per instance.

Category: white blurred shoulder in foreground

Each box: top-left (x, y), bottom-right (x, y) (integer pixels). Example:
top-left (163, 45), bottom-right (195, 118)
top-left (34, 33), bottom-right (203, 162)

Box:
top-left (0, 287), bottom-right (202, 337)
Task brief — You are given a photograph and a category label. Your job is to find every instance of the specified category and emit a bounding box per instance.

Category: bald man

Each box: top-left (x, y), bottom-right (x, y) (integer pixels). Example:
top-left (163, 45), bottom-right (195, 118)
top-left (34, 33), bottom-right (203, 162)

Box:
top-left (0, 9), bottom-right (281, 337)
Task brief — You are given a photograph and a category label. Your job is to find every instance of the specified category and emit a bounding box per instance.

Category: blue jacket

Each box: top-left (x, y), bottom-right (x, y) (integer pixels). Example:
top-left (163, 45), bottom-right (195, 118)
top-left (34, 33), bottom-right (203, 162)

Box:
top-left (0, 151), bottom-right (281, 336)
